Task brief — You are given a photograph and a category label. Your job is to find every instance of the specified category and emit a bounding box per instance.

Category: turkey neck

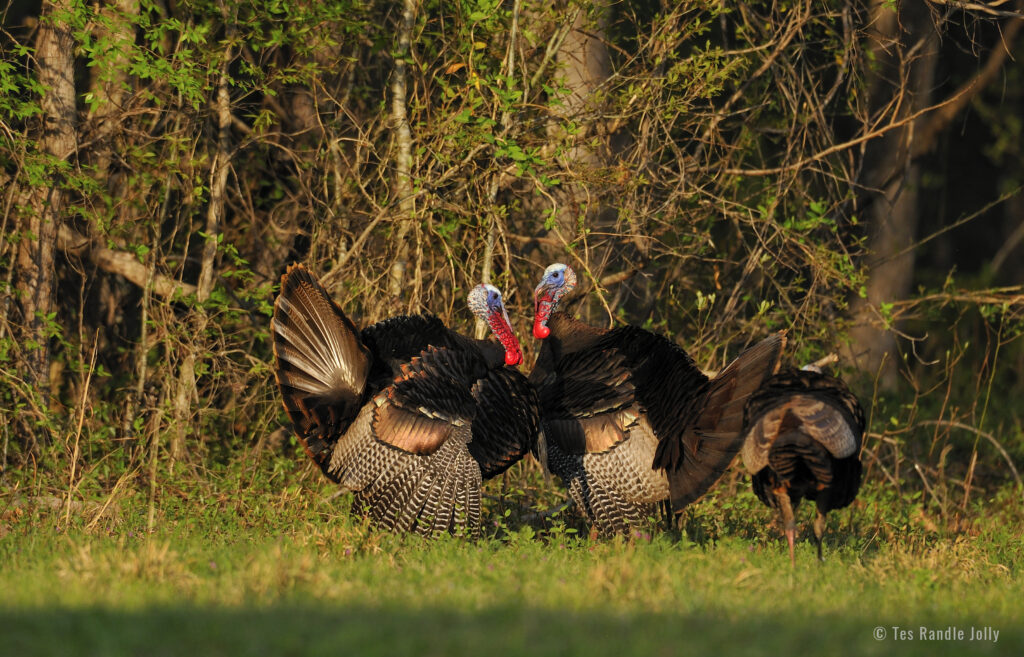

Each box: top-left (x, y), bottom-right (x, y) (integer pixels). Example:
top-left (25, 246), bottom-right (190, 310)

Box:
top-left (473, 337), bottom-right (510, 369)
top-left (530, 311), bottom-right (607, 381)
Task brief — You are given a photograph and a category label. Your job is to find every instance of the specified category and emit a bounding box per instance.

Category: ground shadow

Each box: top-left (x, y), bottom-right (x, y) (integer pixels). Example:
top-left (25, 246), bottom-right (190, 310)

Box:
top-left (1, 604), bottom-right (1017, 657)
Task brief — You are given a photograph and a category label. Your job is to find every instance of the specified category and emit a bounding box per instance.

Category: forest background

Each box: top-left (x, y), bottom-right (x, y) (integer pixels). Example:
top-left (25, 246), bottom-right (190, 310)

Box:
top-left (2, 0), bottom-right (1024, 561)
top-left (5, 2), bottom-right (1024, 653)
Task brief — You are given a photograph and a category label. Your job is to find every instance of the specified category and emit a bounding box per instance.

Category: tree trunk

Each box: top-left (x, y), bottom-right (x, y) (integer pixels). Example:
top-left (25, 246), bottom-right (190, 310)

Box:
top-left (548, 1), bottom-right (612, 242)
top-left (387, 0), bottom-right (418, 308)
top-left (535, 1), bottom-right (634, 323)
top-left (14, 0), bottom-right (77, 419)
top-left (846, 0), bottom-right (939, 389)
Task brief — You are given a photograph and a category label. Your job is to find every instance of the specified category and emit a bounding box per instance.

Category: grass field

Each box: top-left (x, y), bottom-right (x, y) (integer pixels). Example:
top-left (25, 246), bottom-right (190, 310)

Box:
top-left (2, 460), bottom-right (1022, 657)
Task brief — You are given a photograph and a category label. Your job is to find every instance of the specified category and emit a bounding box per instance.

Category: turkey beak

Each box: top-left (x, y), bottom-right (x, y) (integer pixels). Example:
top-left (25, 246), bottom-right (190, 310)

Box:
top-left (500, 304), bottom-right (513, 334)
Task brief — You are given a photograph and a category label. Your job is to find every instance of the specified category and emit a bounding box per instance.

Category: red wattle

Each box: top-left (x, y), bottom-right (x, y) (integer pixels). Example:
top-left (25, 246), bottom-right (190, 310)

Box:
top-left (533, 292), bottom-right (554, 340)
top-left (489, 312), bottom-right (524, 368)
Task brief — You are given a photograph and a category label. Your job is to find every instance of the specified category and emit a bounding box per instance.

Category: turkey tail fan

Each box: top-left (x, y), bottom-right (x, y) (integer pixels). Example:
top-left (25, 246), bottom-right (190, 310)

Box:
top-left (395, 437), bottom-right (462, 536)
top-left (661, 331), bottom-right (787, 510)
top-left (272, 264), bottom-right (371, 476)
top-left (455, 452), bottom-right (483, 534)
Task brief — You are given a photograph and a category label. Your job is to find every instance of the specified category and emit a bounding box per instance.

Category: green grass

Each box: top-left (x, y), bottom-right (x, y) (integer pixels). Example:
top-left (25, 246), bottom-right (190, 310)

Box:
top-left (2, 464), bottom-right (1023, 657)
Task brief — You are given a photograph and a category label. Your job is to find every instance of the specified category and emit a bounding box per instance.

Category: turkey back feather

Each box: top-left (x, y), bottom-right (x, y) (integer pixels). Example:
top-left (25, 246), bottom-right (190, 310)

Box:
top-left (535, 345), bottom-right (636, 455)
top-left (387, 347), bottom-right (486, 427)
top-left (606, 326), bottom-right (708, 438)
top-left (741, 365), bottom-right (866, 548)
top-left (740, 394), bottom-right (859, 473)
top-left (360, 314), bottom-right (501, 391)
top-left (741, 367), bottom-right (865, 475)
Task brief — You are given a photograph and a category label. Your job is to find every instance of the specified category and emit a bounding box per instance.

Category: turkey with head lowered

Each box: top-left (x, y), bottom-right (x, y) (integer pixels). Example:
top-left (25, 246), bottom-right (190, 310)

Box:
top-left (740, 365), bottom-right (865, 564)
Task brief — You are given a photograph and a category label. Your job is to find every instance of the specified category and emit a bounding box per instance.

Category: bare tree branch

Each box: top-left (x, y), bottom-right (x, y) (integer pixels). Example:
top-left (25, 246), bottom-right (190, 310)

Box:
top-left (912, 10), bottom-right (1024, 158)
top-left (722, 90), bottom-right (965, 177)
top-left (56, 224), bottom-right (197, 299)
top-left (924, 0), bottom-right (1024, 19)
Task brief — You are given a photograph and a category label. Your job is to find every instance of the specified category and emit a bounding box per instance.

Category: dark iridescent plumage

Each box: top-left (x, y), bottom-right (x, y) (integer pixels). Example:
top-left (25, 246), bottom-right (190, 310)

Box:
top-left (272, 265), bottom-right (538, 537)
top-left (530, 263), bottom-right (786, 536)
top-left (740, 366), bottom-right (865, 562)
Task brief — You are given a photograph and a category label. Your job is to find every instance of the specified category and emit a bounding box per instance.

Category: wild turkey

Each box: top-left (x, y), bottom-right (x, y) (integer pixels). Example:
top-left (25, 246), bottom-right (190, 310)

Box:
top-left (740, 365), bottom-right (864, 563)
top-left (272, 264), bottom-right (539, 537)
top-left (529, 263), bottom-right (786, 536)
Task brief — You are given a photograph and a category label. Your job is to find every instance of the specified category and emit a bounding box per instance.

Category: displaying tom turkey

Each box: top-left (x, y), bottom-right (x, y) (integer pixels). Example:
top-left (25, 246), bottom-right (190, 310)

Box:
top-left (739, 365), bottom-right (864, 564)
top-left (272, 264), bottom-right (539, 537)
top-left (529, 263), bottom-right (786, 536)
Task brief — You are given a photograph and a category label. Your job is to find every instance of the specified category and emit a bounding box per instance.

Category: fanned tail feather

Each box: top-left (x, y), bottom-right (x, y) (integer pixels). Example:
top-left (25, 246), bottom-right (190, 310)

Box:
top-left (392, 437), bottom-right (479, 536)
top-left (364, 452), bottom-right (422, 529)
top-left (753, 430), bottom-right (863, 515)
top-left (661, 331), bottom-right (786, 510)
top-left (769, 431), bottom-right (833, 488)
top-left (405, 439), bottom-right (459, 535)
top-left (273, 264), bottom-right (370, 475)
